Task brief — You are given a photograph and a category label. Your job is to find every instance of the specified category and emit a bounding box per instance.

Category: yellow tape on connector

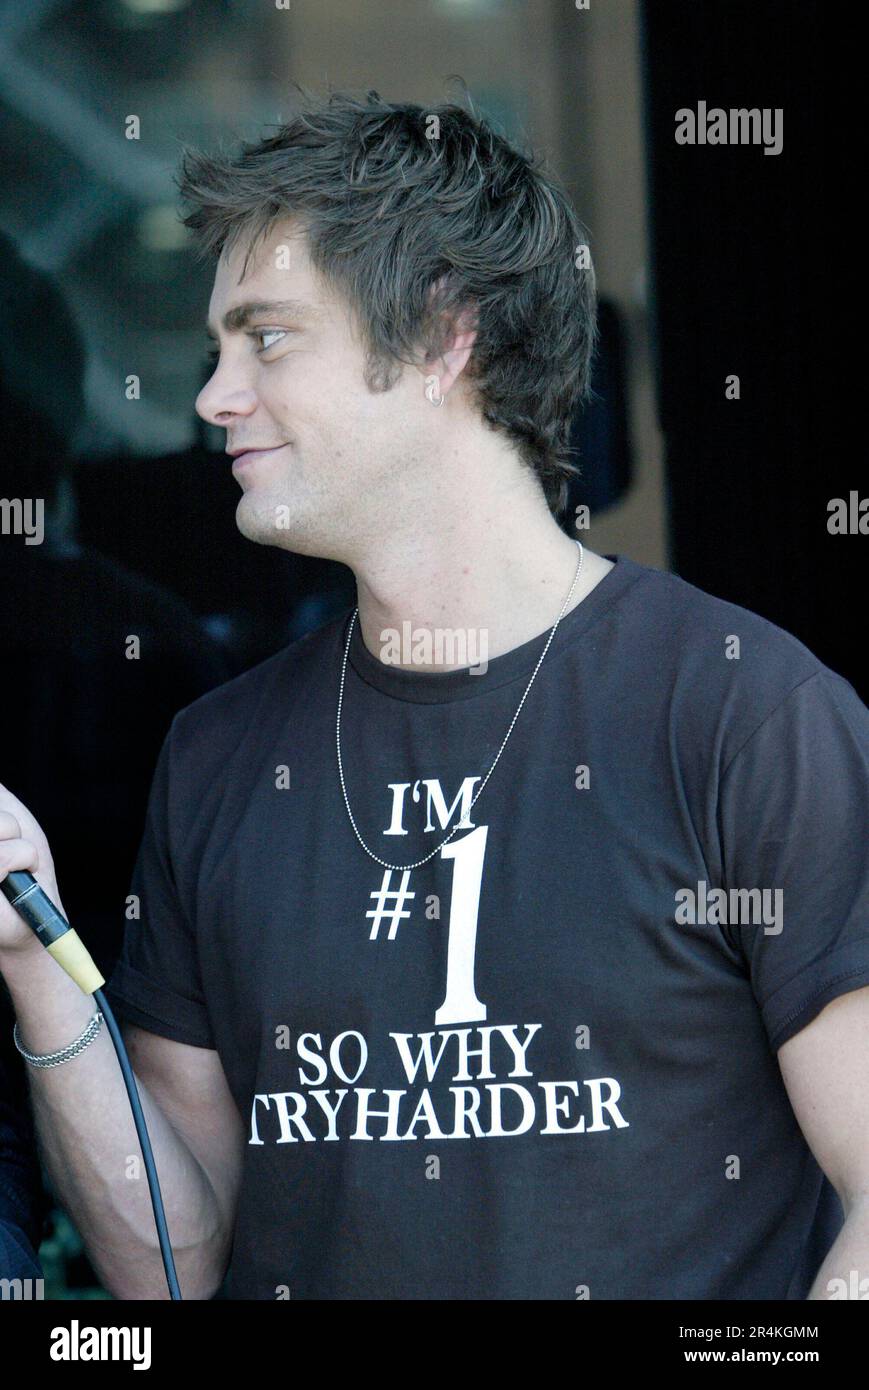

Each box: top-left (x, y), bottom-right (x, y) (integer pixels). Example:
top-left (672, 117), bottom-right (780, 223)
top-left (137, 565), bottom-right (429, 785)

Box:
top-left (46, 930), bottom-right (105, 994)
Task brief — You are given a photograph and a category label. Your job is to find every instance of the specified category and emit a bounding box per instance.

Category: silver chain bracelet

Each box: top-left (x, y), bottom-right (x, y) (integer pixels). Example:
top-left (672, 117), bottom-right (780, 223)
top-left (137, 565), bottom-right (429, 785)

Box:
top-left (13, 1011), bottom-right (104, 1068)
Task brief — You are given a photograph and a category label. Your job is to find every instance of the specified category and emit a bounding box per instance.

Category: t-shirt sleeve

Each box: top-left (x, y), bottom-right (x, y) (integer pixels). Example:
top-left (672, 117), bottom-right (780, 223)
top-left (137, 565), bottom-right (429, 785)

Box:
top-left (102, 718), bottom-right (215, 1049)
top-left (717, 668), bottom-right (869, 1053)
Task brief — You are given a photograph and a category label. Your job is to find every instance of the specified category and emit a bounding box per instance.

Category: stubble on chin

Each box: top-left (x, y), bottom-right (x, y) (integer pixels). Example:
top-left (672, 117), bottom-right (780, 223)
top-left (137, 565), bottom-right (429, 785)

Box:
top-left (235, 493), bottom-right (280, 546)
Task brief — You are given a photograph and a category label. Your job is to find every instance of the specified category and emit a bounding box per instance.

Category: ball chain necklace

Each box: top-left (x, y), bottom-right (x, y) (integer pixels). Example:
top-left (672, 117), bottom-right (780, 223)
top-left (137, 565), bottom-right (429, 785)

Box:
top-left (336, 539), bottom-right (585, 872)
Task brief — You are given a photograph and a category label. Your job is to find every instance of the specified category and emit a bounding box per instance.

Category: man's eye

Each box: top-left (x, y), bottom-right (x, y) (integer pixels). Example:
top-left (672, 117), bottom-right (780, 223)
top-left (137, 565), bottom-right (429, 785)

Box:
top-left (255, 329), bottom-right (287, 352)
top-left (204, 329), bottom-right (287, 364)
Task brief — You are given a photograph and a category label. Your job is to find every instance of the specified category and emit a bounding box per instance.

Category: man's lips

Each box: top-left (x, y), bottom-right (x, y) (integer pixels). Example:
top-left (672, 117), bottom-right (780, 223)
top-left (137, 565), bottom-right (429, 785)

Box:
top-left (226, 444), bottom-right (286, 460)
top-left (226, 444), bottom-right (288, 470)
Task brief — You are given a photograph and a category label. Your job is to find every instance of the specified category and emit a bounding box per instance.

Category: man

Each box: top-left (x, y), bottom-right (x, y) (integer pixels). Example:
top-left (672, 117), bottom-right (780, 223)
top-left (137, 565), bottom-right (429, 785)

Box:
top-left (0, 92), bottom-right (867, 1301)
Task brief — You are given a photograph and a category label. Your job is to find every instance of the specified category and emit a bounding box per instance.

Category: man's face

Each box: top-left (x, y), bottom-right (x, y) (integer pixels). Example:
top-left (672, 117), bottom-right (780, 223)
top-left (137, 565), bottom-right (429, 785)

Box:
top-left (196, 222), bottom-right (429, 560)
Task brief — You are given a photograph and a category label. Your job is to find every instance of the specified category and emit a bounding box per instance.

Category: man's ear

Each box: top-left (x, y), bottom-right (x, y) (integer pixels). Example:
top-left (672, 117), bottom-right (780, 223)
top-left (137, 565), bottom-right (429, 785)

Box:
top-left (422, 275), bottom-right (479, 395)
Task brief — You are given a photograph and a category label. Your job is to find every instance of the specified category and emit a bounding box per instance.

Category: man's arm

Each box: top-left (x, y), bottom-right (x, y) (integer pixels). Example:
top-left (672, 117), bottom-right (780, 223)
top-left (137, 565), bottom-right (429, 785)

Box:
top-left (0, 777), bottom-right (245, 1299)
top-left (1, 941), bottom-right (243, 1299)
top-left (777, 984), bottom-right (869, 1300)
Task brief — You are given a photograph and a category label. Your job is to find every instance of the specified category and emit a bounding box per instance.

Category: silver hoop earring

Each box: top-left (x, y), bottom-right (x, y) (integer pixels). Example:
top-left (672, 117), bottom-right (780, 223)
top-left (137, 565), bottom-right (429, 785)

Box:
top-left (424, 376), bottom-right (444, 407)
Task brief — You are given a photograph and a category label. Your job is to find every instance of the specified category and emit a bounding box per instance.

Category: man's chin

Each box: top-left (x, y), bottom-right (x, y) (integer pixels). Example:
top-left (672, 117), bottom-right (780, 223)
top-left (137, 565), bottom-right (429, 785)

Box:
top-left (235, 496), bottom-right (298, 549)
top-left (234, 495), bottom-right (337, 560)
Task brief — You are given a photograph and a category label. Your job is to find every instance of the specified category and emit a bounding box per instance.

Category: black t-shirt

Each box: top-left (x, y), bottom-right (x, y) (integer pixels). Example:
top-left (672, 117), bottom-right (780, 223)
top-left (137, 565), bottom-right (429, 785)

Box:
top-left (103, 554), bottom-right (869, 1300)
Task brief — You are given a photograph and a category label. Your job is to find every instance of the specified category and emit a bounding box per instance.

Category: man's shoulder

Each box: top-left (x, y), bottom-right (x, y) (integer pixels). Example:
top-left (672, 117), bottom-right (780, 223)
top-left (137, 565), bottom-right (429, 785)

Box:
top-left (611, 556), bottom-right (858, 751)
top-left (621, 555), bottom-right (825, 688)
top-left (167, 608), bottom-right (351, 753)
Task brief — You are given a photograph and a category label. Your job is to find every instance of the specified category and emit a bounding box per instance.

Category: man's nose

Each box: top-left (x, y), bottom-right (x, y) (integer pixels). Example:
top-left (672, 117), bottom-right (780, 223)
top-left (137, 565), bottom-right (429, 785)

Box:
top-left (195, 365), bottom-right (257, 425)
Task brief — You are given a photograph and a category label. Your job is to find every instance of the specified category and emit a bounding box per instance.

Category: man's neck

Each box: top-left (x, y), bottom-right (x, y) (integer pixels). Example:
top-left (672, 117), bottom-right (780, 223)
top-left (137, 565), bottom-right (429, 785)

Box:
top-left (352, 502), bottom-right (614, 672)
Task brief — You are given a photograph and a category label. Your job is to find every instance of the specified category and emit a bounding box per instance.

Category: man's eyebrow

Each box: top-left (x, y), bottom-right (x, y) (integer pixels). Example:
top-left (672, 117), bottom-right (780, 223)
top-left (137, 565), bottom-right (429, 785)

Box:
top-left (205, 299), bottom-right (320, 339)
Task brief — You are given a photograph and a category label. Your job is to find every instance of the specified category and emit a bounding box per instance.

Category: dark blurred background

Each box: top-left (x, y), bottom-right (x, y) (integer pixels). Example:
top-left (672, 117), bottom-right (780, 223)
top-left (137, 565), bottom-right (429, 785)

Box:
top-left (0, 0), bottom-right (852, 1298)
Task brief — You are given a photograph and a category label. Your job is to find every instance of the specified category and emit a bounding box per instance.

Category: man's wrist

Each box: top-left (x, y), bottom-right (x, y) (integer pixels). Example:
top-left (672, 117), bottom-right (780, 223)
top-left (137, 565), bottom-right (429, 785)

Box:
top-left (0, 917), bottom-right (75, 988)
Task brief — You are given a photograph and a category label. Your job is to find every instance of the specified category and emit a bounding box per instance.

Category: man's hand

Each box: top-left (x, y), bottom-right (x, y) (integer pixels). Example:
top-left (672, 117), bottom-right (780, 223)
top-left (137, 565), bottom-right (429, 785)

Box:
top-left (0, 782), bottom-right (63, 955)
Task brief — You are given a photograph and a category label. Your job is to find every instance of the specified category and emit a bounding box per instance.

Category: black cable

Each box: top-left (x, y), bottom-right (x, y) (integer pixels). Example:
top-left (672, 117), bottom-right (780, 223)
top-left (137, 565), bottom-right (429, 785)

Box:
top-left (93, 987), bottom-right (183, 1300)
